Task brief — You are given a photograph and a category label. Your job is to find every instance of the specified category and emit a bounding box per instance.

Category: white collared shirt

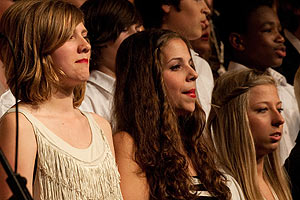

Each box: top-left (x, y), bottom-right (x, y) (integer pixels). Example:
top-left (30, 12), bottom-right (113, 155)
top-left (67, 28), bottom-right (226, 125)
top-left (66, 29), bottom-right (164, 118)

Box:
top-left (80, 70), bottom-right (115, 123)
top-left (0, 89), bottom-right (16, 117)
top-left (191, 49), bottom-right (214, 120)
top-left (228, 61), bottom-right (300, 164)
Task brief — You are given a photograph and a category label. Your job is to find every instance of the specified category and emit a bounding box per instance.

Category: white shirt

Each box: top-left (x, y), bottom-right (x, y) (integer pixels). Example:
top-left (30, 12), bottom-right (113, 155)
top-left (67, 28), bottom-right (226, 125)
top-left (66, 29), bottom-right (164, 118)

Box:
top-left (228, 61), bottom-right (300, 164)
top-left (191, 49), bottom-right (214, 119)
top-left (224, 173), bottom-right (246, 200)
top-left (0, 89), bottom-right (15, 117)
top-left (80, 70), bottom-right (115, 123)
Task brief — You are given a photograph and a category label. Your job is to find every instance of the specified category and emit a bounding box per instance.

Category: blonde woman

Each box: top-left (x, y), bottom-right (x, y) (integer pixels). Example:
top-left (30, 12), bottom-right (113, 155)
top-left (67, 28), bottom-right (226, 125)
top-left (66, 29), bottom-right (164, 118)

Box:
top-left (208, 69), bottom-right (292, 200)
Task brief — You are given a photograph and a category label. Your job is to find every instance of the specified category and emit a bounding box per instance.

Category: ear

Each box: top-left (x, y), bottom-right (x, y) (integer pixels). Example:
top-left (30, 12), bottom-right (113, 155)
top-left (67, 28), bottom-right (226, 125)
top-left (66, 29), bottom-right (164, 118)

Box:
top-left (161, 4), bottom-right (171, 14)
top-left (229, 32), bottom-right (245, 51)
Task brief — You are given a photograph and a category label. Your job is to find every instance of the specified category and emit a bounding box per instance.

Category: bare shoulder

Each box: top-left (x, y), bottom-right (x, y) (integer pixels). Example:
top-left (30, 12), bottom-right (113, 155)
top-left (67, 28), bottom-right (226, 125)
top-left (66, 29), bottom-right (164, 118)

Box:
top-left (113, 132), bottom-right (134, 149)
top-left (113, 131), bottom-right (150, 200)
top-left (89, 112), bottom-right (114, 153)
top-left (113, 131), bottom-right (136, 160)
top-left (0, 111), bottom-right (37, 197)
top-left (0, 111), bottom-right (34, 136)
top-left (89, 113), bottom-right (112, 135)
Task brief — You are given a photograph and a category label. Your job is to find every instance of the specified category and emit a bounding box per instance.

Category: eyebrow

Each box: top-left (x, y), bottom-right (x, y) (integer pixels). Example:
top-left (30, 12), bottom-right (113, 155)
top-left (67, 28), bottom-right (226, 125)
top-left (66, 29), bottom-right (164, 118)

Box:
top-left (167, 57), bottom-right (183, 64)
top-left (254, 101), bottom-right (282, 106)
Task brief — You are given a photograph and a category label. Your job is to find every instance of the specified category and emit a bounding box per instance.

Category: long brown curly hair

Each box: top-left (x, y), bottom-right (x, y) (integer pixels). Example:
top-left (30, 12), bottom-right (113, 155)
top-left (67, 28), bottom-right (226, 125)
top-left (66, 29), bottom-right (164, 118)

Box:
top-left (113, 29), bottom-right (231, 200)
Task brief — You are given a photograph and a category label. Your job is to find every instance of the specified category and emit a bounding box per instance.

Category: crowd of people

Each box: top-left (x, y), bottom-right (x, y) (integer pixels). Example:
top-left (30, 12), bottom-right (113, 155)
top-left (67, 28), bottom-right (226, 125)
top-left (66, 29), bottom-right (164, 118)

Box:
top-left (0, 0), bottom-right (299, 199)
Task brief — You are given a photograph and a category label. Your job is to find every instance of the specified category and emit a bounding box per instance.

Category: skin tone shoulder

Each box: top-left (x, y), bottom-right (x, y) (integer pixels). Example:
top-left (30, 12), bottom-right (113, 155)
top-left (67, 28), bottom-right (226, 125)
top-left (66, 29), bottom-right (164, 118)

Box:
top-left (113, 37), bottom-right (198, 199)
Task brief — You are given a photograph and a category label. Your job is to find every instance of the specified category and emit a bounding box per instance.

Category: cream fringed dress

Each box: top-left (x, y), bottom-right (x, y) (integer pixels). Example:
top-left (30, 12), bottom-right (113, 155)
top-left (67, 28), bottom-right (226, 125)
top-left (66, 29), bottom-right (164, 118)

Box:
top-left (6, 108), bottom-right (123, 200)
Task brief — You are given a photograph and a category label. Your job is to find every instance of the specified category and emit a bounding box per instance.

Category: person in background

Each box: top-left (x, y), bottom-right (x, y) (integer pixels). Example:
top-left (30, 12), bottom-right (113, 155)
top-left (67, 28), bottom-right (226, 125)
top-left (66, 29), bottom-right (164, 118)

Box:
top-left (190, 0), bottom-right (226, 80)
top-left (214, 0), bottom-right (300, 164)
top-left (79, 0), bottom-right (141, 124)
top-left (134, 0), bottom-right (214, 119)
top-left (208, 69), bottom-right (292, 200)
top-left (113, 29), bottom-right (245, 200)
top-left (0, 0), bottom-right (122, 199)
top-left (273, 0), bottom-right (300, 85)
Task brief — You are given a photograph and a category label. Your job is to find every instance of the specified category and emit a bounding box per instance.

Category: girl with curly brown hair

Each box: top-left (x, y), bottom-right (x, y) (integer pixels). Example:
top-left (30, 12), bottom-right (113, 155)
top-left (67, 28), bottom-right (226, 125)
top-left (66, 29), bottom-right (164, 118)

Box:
top-left (113, 29), bottom-right (245, 200)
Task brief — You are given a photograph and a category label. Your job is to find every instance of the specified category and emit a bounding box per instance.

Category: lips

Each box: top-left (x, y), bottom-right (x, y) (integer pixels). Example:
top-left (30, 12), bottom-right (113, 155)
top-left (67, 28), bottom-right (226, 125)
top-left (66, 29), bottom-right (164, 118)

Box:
top-left (183, 89), bottom-right (196, 98)
top-left (76, 58), bottom-right (89, 64)
top-left (270, 132), bottom-right (281, 142)
top-left (201, 33), bottom-right (209, 41)
top-left (275, 46), bottom-right (286, 58)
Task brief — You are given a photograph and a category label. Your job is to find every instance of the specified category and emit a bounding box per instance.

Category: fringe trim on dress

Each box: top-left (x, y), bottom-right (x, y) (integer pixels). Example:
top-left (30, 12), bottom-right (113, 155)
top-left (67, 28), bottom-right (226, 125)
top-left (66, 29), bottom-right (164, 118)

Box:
top-left (35, 133), bottom-right (123, 200)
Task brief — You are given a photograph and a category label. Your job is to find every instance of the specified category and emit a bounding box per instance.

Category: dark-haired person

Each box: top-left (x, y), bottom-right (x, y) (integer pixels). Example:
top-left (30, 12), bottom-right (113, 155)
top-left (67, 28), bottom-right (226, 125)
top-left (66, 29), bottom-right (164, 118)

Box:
top-left (80, 0), bottom-right (141, 124)
top-left (214, 0), bottom-right (300, 164)
top-left (134, 0), bottom-right (214, 118)
top-left (113, 29), bottom-right (245, 200)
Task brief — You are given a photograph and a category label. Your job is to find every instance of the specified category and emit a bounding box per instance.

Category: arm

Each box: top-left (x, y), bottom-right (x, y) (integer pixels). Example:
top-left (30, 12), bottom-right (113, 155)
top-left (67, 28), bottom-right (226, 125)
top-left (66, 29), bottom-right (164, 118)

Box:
top-left (91, 113), bottom-right (115, 157)
top-left (0, 112), bottom-right (37, 199)
top-left (113, 131), bottom-right (149, 200)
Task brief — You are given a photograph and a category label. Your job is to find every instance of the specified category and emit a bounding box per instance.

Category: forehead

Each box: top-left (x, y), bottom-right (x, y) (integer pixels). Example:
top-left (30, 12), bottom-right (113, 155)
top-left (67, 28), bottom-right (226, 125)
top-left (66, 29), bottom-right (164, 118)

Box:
top-left (248, 84), bottom-right (279, 104)
top-left (247, 6), bottom-right (279, 30)
top-left (161, 38), bottom-right (190, 57)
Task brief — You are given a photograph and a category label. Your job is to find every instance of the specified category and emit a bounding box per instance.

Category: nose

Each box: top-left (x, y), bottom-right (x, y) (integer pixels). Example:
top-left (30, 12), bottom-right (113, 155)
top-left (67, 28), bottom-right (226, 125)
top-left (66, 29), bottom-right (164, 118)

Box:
top-left (78, 37), bottom-right (91, 54)
top-left (201, 1), bottom-right (211, 17)
top-left (187, 66), bottom-right (198, 81)
top-left (271, 110), bottom-right (285, 127)
top-left (275, 30), bottom-right (285, 43)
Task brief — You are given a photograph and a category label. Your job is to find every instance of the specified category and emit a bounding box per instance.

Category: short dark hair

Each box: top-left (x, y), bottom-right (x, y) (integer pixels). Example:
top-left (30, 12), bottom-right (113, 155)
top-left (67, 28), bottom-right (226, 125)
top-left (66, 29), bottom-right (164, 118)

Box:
top-left (80, 0), bottom-right (141, 70)
top-left (214, 0), bottom-right (274, 62)
top-left (134, 0), bottom-right (180, 29)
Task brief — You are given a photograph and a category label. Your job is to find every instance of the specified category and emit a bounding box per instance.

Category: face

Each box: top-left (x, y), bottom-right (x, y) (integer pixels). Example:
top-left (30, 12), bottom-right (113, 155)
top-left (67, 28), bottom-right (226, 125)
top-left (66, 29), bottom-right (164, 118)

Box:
top-left (51, 22), bottom-right (91, 87)
top-left (241, 6), bottom-right (286, 69)
top-left (190, 18), bottom-right (211, 59)
top-left (247, 84), bottom-right (284, 158)
top-left (161, 38), bottom-right (198, 115)
top-left (162, 0), bottom-right (210, 40)
top-left (102, 24), bottom-right (141, 75)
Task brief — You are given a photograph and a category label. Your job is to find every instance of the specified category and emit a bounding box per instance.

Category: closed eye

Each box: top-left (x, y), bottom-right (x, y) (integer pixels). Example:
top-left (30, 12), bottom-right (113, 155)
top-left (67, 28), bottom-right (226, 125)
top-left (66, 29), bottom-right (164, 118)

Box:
top-left (257, 108), bottom-right (268, 113)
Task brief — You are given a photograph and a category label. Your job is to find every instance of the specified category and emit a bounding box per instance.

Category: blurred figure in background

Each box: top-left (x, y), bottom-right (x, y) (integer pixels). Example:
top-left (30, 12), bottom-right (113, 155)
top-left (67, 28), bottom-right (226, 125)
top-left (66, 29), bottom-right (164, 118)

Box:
top-left (80, 0), bottom-right (141, 125)
top-left (190, 0), bottom-right (226, 80)
top-left (214, 0), bottom-right (300, 164)
top-left (134, 0), bottom-right (214, 118)
top-left (273, 0), bottom-right (300, 85)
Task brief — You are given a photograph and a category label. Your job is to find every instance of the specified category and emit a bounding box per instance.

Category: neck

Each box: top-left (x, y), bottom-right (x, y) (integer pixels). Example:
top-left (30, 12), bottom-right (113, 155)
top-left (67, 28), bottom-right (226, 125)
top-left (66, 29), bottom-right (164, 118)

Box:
top-left (97, 47), bottom-right (116, 78)
top-left (232, 58), bottom-right (268, 72)
top-left (256, 155), bottom-right (265, 178)
top-left (98, 64), bottom-right (116, 78)
top-left (31, 86), bottom-right (76, 115)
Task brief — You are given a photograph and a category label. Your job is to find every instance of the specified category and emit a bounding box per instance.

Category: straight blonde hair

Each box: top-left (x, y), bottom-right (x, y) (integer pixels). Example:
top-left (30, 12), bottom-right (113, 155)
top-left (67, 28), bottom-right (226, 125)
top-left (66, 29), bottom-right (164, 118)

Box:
top-left (207, 69), bottom-right (292, 200)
